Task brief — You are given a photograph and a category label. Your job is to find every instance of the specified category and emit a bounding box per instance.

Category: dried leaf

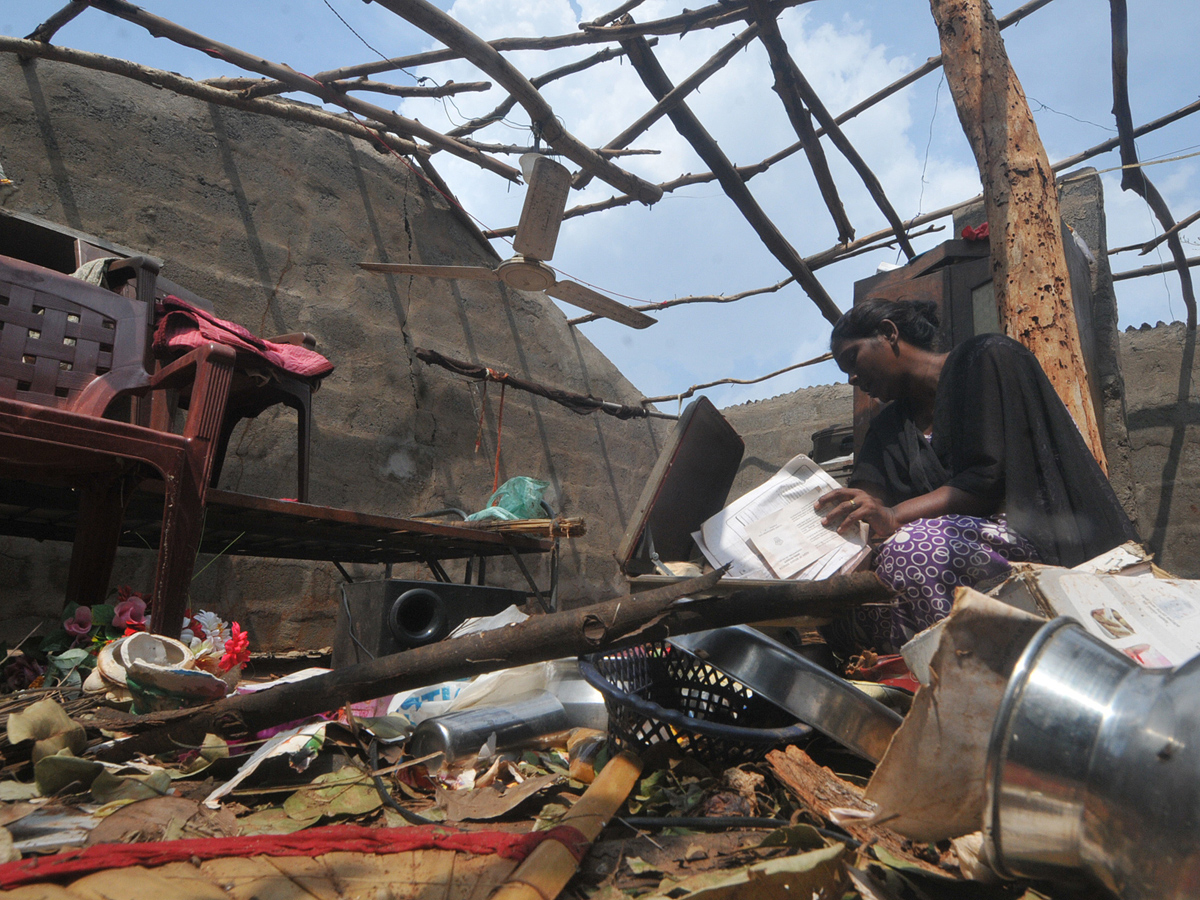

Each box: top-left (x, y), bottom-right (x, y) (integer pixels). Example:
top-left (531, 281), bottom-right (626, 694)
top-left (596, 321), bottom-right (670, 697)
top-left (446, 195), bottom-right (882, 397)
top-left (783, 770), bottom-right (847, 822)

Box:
top-left (237, 806), bottom-right (321, 835)
top-left (34, 752), bottom-right (104, 796)
top-left (626, 856), bottom-right (662, 875)
top-left (91, 769), bottom-right (173, 805)
top-left (281, 767), bottom-right (382, 820)
top-left (6, 698), bottom-right (87, 766)
top-left (436, 772), bottom-right (559, 822)
top-left (640, 845), bottom-right (845, 900)
top-left (755, 824), bottom-right (827, 852)
top-left (0, 827), bottom-right (18, 865)
top-left (0, 782), bottom-right (40, 802)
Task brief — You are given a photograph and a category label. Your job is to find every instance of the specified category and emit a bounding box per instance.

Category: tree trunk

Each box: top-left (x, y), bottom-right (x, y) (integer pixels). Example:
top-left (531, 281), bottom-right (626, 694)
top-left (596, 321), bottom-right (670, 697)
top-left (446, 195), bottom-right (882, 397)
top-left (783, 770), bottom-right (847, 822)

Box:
top-left (929, 0), bottom-right (1107, 470)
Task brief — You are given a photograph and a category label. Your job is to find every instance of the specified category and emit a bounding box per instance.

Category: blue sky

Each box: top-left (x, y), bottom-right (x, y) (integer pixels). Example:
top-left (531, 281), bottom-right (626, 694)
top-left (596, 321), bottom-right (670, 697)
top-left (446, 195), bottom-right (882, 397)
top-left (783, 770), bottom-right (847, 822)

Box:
top-left (7, 0), bottom-right (1199, 408)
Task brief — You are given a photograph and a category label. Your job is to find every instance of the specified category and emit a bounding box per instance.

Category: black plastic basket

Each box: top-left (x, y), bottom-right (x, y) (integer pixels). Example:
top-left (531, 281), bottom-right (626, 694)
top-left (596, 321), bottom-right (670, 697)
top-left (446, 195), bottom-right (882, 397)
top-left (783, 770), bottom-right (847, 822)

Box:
top-left (579, 641), bottom-right (811, 767)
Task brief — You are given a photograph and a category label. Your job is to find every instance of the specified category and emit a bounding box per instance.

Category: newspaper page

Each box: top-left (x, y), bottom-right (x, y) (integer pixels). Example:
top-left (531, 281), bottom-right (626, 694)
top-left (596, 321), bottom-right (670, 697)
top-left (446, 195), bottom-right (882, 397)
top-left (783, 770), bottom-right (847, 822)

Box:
top-left (1029, 569), bottom-right (1200, 667)
top-left (692, 453), bottom-right (865, 580)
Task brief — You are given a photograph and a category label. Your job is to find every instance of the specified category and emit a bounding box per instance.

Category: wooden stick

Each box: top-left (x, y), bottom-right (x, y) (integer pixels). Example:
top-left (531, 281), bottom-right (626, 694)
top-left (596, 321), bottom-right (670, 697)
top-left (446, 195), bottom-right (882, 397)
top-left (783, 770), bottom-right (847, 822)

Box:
top-left (572, 24), bottom-right (760, 191)
top-left (1112, 255), bottom-right (1200, 282)
top-left (337, 78), bottom-right (491, 99)
top-left (494, 0), bottom-right (1062, 236)
top-left (370, 0), bottom-right (662, 205)
top-left (456, 139), bottom-right (658, 157)
top-left (1052, 97), bottom-right (1200, 173)
top-left (621, 34), bottom-right (841, 323)
top-left (241, 0), bottom-right (792, 99)
top-left (640, 351), bottom-right (834, 405)
top-left (1109, 0), bottom-right (1195, 329)
top-left (85, 0), bottom-right (520, 182)
top-left (490, 751), bottom-right (643, 900)
top-left (95, 570), bottom-right (888, 761)
top-left (749, 0), bottom-right (915, 258)
top-left (448, 44), bottom-right (643, 140)
top-left (563, 223), bottom-right (943, 326)
top-left (0, 37), bottom-right (425, 160)
top-left (583, 0), bottom-right (647, 28)
top-left (747, 0), bottom-right (853, 244)
top-left (1139, 208), bottom-right (1200, 256)
top-left (25, 0), bottom-right (90, 43)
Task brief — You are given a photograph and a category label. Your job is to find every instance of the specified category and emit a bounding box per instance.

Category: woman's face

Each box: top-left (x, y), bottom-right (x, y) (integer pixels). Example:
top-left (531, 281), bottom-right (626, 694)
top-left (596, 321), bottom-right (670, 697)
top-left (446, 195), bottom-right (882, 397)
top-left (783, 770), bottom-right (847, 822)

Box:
top-left (832, 332), bottom-right (904, 402)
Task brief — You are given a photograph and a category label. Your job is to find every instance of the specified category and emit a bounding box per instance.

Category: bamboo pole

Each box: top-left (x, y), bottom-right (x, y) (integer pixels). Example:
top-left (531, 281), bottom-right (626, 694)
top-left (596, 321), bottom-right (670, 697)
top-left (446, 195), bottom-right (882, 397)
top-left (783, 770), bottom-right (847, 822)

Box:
top-left (748, 0), bottom-right (915, 258)
top-left (621, 35), bottom-right (841, 323)
top-left (369, 0), bottom-right (662, 205)
top-left (488, 751), bottom-right (643, 900)
top-left (0, 37), bottom-right (425, 159)
top-left (1109, 0), bottom-right (1196, 330)
top-left (572, 25), bottom-right (760, 191)
top-left (84, 0), bottom-right (520, 182)
top-left (931, 0), bottom-right (1107, 469)
top-left (96, 571), bottom-right (888, 761)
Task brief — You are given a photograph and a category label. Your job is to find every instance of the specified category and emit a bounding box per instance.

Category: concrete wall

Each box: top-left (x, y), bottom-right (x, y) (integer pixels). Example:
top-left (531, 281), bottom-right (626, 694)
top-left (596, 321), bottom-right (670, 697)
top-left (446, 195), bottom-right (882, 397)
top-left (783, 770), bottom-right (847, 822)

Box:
top-left (0, 57), bottom-right (673, 649)
top-left (1120, 323), bottom-right (1200, 576)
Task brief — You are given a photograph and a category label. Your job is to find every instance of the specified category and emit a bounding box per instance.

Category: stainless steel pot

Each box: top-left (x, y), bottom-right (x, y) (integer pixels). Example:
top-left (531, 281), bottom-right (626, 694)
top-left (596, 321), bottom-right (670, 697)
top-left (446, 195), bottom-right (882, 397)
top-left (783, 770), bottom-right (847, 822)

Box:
top-left (985, 617), bottom-right (1200, 900)
top-left (668, 625), bottom-right (902, 763)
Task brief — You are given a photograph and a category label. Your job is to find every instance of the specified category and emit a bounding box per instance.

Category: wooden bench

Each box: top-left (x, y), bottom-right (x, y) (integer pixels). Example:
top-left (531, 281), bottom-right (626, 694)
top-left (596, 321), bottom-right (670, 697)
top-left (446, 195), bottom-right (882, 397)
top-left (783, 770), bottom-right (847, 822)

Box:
top-left (0, 253), bottom-right (554, 639)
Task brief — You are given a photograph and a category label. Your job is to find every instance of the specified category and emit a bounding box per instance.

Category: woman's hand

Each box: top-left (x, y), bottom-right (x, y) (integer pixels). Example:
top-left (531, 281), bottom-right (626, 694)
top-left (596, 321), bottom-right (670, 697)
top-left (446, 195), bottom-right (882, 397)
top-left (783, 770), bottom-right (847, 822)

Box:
top-left (815, 488), bottom-right (899, 539)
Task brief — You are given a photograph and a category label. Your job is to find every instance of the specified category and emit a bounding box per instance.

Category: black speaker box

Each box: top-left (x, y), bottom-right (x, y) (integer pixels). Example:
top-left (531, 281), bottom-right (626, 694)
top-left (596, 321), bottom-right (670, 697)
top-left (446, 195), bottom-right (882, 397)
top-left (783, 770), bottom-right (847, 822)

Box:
top-left (332, 580), bottom-right (528, 668)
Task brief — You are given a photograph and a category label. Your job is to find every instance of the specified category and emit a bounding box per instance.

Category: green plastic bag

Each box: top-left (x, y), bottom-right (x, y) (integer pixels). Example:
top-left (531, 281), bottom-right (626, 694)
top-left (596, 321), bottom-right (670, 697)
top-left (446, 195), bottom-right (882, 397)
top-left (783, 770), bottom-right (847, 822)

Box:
top-left (466, 476), bottom-right (549, 522)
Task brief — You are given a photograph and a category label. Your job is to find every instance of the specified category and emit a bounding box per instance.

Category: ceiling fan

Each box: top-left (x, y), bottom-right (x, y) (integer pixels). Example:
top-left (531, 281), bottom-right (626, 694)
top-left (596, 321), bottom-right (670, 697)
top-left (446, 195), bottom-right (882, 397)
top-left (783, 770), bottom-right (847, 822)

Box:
top-left (360, 154), bottom-right (656, 330)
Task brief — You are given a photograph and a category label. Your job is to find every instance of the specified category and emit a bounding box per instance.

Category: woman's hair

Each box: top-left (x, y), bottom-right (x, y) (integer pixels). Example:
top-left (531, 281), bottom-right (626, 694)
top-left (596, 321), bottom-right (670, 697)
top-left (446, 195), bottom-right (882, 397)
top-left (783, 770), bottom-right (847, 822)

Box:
top-left (830, 298), bottom-right (940, 351)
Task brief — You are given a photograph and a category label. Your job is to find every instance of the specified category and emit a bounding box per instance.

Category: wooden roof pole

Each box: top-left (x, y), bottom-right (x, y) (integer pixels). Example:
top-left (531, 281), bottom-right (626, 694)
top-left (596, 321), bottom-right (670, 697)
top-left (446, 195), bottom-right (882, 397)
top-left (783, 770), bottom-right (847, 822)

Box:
top-left (448, 44), bottom-right (641, 141)
top-left (931, 0), bottom-right (1107, 470)
top-left (84, 0), bottom-right (520, 182)
top-left (620, 34), bottom-right (841, 323)
top-left (748, 0), bottom-right (919, 258)
top-left (0, 37), bottom-right (425, 160)
top-left (571, 25), bottom-right (761, 191)
top-left (369, 0), bottom-right (663, 205)
top-left (1109, 0), bottom-right (1195, 330)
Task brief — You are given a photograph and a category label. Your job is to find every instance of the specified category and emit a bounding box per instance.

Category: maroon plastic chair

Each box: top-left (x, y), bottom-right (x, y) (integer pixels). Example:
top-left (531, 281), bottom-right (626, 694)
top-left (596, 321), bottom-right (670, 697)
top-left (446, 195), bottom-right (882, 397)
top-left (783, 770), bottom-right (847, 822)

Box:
top-left (0, 255), bottom-right (235, 637)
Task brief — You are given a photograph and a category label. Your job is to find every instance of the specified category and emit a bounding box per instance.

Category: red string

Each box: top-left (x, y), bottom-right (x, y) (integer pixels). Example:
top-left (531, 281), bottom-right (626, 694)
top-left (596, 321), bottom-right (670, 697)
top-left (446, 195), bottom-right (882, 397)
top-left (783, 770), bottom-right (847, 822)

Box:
top-left (492, 380), bottom-right (506, 493)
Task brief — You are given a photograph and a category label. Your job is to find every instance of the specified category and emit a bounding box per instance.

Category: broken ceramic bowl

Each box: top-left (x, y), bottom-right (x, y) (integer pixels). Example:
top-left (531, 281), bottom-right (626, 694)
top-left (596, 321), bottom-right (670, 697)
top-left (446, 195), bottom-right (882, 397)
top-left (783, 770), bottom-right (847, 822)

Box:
top-left (83, 633), bottom-right (198, 707)
top-left (125, 661), bottom-right (229, 714)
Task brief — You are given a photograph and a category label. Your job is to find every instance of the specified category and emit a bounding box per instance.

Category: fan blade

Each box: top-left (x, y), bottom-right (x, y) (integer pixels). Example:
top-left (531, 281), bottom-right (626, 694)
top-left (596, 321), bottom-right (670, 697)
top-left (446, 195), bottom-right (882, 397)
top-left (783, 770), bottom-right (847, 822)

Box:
top-left (513, 154), bottom-right (571, 262)
top-left (359, 263), bottom-right (500, 282)
top-left (546, 280), bottom-right (657, 330)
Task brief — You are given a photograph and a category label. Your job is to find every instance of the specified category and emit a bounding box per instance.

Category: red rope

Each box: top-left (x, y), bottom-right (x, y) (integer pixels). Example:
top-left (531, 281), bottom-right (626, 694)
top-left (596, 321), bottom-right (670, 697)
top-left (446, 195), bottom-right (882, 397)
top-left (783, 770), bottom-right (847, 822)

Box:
top-left (0, 824), bottom-right (582, 889)
top-left (492, 379), bottom-right (506, 493)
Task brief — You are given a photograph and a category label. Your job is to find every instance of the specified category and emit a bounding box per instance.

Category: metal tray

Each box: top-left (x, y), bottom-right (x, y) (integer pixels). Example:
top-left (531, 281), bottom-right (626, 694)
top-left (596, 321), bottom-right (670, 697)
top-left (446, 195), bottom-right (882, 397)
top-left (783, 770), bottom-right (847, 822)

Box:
top-left (669, 625), bottom-right (903, 763)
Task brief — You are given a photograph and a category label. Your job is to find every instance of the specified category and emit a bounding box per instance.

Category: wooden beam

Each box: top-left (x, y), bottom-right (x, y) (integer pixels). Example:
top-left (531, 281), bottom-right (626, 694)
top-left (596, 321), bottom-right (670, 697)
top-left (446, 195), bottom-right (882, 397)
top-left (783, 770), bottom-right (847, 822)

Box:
top-left (572, 24), bottom-right (760, 190)
top-left (621, 34), bottom-right (840, 323)
top-left (85, 0), bottom-right (520, 182)
top-left (1109, 0), bottom-right (1195, 329)
top-left (1139, 208), bottom-right (1200, 256)
top-left (931, 0), bottom-right (1106, 468)
top-left (746, 0), bottom-right (854, 244)
top-left (369, 0), bottom-right (663, 205)
top-left (0, 37), bottom-right (425, 160)
top-left (97, 571), bottom-right (888, 760)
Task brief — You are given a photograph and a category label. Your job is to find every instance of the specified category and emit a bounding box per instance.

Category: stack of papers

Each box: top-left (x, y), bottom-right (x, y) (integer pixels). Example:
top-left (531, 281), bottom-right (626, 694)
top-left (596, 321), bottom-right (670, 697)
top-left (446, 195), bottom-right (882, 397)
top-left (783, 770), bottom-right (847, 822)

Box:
top-left (692, 454), bottom-right (869, 580)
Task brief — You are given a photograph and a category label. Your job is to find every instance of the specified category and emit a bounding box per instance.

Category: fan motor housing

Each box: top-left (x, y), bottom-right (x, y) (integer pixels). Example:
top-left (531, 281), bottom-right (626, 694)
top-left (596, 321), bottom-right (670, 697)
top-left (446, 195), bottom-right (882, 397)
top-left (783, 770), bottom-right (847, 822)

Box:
top-left (497, 257), bottom-right (556, 291)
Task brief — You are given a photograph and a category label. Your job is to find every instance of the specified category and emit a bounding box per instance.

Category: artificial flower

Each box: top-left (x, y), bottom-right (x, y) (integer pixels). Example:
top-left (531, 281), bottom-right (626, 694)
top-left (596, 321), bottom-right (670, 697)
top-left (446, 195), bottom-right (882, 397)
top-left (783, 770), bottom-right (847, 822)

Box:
top-left (219, 622), bottom-right (250, 672)
top-left (4, 654), bottom-right (44, 691)
top-left (113, 595), bottom-right (147, 630)
top-left (63, 606), bottom-right (93, 637)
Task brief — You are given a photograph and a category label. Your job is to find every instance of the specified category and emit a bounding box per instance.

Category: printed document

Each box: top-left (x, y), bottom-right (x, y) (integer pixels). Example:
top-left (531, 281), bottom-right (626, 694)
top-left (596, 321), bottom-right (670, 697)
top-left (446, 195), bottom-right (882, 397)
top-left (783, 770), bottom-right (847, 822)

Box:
top-left (692, 453), bottom-right (867, 580)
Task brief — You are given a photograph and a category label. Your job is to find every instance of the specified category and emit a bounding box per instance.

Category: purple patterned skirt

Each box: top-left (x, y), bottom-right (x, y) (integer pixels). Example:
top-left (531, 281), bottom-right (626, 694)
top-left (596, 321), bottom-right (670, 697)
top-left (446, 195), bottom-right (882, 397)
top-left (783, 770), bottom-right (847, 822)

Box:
top-left (825, 514), bottom-right (1039, 654)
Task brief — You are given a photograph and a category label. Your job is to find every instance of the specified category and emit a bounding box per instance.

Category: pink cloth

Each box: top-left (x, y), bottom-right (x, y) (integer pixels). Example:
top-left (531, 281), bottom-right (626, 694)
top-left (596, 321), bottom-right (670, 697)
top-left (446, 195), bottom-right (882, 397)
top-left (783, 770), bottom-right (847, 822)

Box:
top-left (154, 296), bottom-right (334, 379)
